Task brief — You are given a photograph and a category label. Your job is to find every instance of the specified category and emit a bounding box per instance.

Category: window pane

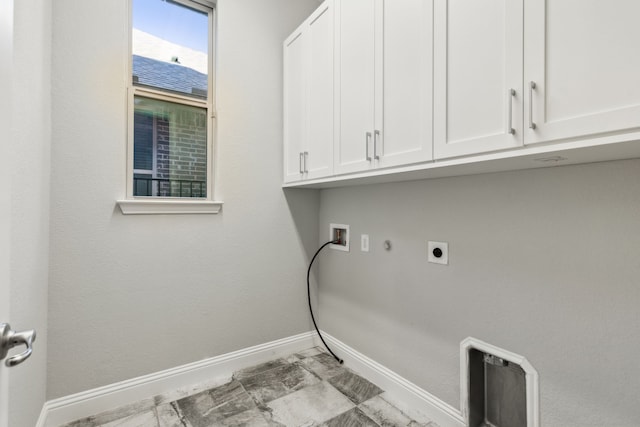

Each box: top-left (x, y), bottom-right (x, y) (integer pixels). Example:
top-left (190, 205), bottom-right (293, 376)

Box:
top-left (133, 173), bottom-right (153, 196)
top-left (133, 111), bottom-right (154, 171)
top-left (132, 0), bottom-right (208, 98)
top-left (133, 96), bottom-right (208, 198)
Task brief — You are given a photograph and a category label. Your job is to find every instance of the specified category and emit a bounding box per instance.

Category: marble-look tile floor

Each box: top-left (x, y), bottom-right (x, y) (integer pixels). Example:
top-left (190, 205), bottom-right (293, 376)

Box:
top-left (60, 347), bottom-right (439, 427)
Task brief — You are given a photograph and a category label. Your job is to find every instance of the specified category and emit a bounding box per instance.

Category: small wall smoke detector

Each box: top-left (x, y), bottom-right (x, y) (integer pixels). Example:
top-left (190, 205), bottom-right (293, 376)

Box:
top-left (428, 241), bottom-right (448, 265)
top-left (329, 224), bottom-right (350, 252)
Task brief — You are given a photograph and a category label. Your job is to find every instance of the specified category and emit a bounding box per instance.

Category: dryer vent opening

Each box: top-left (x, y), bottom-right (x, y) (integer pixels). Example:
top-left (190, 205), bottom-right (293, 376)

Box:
top-left (469, 349), bottom-right (526, 427)
top-left (461, 338), bottom-right (539, 427)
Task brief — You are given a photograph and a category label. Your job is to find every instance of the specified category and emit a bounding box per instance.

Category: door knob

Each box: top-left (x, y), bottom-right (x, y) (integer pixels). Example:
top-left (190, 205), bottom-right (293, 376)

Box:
top-left (0, 323), bottom-right (36, 367)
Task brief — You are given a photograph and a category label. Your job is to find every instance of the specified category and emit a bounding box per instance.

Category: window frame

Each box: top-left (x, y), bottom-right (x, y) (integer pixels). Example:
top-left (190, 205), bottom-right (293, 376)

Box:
top-left (119, 0), bottom-right (222, 215)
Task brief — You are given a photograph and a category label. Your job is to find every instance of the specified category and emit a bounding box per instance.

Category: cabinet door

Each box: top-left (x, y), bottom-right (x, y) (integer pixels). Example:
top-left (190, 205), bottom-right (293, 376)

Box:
top-left (375, 0), bottom-right (433, 168)
top-left (334, 0), bottom-right (376, 174)
top-left (306, 1), bottom-right (334, 180)
top-left (434, 0), bottom-right (523, 159)
top-left (525, 0), bottom-right (640, 145)
top-left (283, 28), bottom-right (306, 183)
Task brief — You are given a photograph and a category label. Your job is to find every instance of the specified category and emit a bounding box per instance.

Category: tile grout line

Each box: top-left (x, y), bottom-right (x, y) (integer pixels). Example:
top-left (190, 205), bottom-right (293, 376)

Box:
top-left (168, 401), bottom-right (189, 427)
top-left (235, 376), bottom-right (274, 425)
top-left (62, 347), bottom-right (434, 427)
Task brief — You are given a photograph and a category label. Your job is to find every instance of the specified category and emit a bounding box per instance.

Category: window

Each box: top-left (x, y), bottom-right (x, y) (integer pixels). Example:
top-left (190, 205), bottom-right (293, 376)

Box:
top-left (120, 0), bottom-right (220, 214)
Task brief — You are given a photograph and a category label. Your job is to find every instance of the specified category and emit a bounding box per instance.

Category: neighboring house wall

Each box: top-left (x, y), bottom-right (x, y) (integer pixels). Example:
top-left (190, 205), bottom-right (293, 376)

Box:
top-left (159, 110), bottom-right (207, 184)
top-left (156, 116), bottom-right (169, 181)
top-left (134, 111), bottom-right (207, 197)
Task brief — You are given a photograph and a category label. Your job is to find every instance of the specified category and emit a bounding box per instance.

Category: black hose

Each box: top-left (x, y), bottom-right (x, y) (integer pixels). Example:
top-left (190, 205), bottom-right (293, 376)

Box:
top-left (307, 240), bottom-right (344, 364)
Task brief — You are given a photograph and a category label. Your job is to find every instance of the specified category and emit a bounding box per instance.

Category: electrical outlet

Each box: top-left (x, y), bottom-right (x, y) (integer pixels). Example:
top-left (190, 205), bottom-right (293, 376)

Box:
top-left (361, 234), bottom-right (369, 252)
top-left (428, 241), bottom-right (448, 265)
top-left (329, 224), bottom-right (350, 252)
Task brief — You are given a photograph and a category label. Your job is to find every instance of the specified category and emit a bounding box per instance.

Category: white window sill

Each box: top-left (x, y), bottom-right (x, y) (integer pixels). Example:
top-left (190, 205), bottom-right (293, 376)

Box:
top-left (117, 199), bottom-right (223, 215)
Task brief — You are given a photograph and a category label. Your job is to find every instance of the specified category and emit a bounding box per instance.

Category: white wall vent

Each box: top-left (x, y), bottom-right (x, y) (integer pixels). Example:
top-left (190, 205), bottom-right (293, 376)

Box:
top-left (460, 337), bottom-right (539, 427)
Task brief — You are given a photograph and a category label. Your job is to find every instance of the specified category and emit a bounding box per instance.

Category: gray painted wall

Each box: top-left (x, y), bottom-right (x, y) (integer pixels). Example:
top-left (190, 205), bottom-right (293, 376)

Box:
top-left (318, 159), bottom-right (640, 427)
top-left (48, 0), bottom-right (320, 399)
top-left (10, 0), bottom-right (51, 425)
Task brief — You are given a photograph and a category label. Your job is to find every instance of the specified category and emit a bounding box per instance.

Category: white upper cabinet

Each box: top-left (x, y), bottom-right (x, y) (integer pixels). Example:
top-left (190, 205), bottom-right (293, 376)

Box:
top-left (283, 1), bottom-right (334, 183)
top-left (524, 0), bottom-right (640, 145)
top-left (376, 0), bottom-right (433, 168)
top-left (434, 0), bottom-right (523, 159)
top-left (284, 0), bottom-right (640, 188)
top-left (334, 0), bottom-right (376, 174)
top-left (334, 0), bottom-right (433, 174)
top-left (283, 27), bottom-right (306, 183)
top-left (306, 2), bottom-right (334, 179)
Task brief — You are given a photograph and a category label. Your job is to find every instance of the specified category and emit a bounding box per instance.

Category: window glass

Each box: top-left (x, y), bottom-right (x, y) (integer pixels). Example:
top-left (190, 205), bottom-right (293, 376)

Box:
top-left (130, 0), bottom-right (212, 200)
top-left (132, 0), bottom-right (208, 98)
top-left (133, 96), bottom-right (208, 198)
top-left (133, 111), bottom-right (154, 171)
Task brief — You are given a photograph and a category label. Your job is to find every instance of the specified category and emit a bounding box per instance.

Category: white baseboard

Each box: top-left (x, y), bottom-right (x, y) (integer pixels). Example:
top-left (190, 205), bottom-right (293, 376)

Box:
top-left (36, 404), bottom-right (48, 427)
top-left (318, 332), bottom-right (465, 427)
top-left (38, 331), bottom-right (316, 427)
top-left (37, 330), bottom-right (463, 427)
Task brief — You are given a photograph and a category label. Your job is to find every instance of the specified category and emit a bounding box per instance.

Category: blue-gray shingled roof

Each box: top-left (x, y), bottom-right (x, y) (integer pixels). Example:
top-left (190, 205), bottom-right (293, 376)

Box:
top-left (132, 55), bottom-right (207, 97)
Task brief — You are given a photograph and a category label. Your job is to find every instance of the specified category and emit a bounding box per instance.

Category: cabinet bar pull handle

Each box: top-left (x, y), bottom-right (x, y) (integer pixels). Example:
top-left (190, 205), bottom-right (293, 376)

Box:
top-left (303, 151), bottom-right (309, 173)
top-left (299, 152), bottom-right (304, 174)
top-left (508, 88), bottom-right (516, 135)
top-left (374, 130), bottom-right (381, 160)
top-left (366, 132), bottom-right (372, 161)
top-left (529, 81), bottom-right (537, 130)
